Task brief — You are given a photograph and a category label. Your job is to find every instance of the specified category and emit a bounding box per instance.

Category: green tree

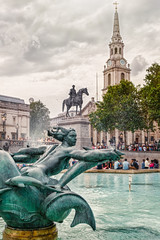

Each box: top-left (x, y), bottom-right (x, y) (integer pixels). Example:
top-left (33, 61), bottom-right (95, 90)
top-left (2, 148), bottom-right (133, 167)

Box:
top-left (139, 86), bottom-right (154, 143)
top-left (30, 100), bottom-right (50, 139)
top-left (89, 80), bottom-right (145, 149)
top-left (140, 63), bottom-right (160, 126)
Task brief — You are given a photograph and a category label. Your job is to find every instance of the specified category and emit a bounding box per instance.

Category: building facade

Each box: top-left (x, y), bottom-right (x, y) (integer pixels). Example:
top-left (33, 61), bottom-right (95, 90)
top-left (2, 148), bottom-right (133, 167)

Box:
top-left (0, 95), bottom-right (30, 141)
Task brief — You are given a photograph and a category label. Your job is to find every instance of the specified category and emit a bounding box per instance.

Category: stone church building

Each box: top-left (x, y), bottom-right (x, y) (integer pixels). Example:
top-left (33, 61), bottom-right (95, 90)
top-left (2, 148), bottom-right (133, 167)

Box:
top-left (81, 5), bottom-right (160, 147)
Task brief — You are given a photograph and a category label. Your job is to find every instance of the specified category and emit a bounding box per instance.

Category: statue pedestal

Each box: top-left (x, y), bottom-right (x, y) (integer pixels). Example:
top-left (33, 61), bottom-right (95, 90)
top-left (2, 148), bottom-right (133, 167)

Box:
top-left (3, 224), bottom-right (58, 240)
top-left (58, 116), bottom-right (92, 149)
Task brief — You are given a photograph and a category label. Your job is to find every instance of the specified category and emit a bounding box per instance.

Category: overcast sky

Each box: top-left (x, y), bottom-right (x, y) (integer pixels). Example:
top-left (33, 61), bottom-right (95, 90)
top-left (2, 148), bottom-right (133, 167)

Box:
top-left (0, 0), bottom-right (159, 117)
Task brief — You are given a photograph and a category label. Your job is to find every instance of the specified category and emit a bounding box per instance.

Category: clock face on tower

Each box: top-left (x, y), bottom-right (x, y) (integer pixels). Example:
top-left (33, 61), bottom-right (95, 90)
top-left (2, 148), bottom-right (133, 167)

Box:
top-left (120, 59), bottom-right (125, 66)
top-left (107, 60), bottom-right (112, 67)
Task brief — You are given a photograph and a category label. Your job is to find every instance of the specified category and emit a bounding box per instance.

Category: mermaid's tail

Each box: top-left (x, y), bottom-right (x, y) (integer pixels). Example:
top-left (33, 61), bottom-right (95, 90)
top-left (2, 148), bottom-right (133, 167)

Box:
top-left (42, 192), bottom-right (96, 230)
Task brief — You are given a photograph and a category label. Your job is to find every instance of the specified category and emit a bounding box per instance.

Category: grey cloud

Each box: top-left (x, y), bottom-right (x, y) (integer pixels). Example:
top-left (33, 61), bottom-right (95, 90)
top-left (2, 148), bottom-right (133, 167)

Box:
top-left (0, 0), bottom-right (159, 117)
top-left (0, 1), bottom-right (110, 76)
top-left (0, 57), bottom-right (35, 76)
top-left (131, 55), bottom-right (148, 76)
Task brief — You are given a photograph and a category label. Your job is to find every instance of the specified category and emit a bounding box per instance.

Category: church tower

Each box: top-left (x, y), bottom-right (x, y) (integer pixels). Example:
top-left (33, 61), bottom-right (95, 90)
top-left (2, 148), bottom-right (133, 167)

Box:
top-left (102, 3), bottom-right (131, 95)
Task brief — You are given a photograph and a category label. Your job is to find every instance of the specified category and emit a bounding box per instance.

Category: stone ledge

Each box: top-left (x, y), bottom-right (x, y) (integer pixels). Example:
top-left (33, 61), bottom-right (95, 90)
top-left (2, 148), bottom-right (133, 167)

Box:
top-left (61, 169), bottom-right (160, 174)
top-left (85, 169), bottom-right (160, 174)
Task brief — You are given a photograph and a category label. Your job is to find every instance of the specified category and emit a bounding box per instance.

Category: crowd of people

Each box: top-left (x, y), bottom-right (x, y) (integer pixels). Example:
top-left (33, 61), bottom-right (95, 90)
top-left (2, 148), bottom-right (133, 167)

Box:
top-left (122, 144), bottom-right (159, 152)
top-left (92, 143), bottom-right (160, 152)
top-left (95, 157), bottom-right (159, 170)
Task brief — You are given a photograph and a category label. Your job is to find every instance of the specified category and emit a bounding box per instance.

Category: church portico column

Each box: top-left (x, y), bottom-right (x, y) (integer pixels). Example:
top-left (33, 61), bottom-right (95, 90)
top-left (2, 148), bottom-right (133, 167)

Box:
top-left (107, 132), bottom-right (110, 147)
top-left (93, 129), bottom-right (97, 146)
top-left (115, 129), bottom-right (119, 148)
top-left (132, 132), bottom-right (134, 145)
top-left (127, 132), bottom-right (132, 146)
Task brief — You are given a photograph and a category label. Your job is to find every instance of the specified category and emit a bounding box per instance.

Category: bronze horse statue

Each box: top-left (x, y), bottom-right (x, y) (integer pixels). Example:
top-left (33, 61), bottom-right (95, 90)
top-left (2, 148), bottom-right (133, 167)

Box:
top-left (62, 88), bottom-right (89, 117)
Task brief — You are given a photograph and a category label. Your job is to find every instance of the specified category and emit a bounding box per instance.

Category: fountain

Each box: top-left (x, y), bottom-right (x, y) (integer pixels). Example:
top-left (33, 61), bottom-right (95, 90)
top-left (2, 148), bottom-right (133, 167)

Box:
top-left (0, 127), bottom-right (121, 240)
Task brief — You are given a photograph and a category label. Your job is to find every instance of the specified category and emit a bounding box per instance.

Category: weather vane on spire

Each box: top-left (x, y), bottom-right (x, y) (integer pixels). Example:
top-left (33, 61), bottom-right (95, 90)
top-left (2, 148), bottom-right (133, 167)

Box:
top-left (113, 1), bottom-right (119, 11)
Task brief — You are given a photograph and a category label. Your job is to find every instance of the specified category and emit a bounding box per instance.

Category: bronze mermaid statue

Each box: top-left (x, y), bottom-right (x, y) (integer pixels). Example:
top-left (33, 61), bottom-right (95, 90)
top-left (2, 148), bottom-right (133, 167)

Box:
top-left (0, 127), bottom-right (122, 231)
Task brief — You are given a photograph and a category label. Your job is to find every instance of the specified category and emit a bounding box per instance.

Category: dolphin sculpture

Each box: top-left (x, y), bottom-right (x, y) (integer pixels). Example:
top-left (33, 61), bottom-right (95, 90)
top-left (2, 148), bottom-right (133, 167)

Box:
top-left (42, 192), bottom-right (96, 230)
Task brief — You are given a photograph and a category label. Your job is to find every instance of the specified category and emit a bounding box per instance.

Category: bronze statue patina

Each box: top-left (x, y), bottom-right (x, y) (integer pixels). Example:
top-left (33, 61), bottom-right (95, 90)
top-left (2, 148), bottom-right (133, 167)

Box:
top-left (62, 86), bottom-right (89, 117)
top-left (0, 127), bottom-right (122, 237)
top-left (11, 145), bottom-right (48, 163)
top-left (69, 85), bottom-right (77, 105)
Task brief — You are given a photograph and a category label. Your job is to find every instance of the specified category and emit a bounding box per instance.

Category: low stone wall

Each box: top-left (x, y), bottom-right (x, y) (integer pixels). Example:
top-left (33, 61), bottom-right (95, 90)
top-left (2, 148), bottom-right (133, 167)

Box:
top-left (120, 150), bottom-right (160, 168)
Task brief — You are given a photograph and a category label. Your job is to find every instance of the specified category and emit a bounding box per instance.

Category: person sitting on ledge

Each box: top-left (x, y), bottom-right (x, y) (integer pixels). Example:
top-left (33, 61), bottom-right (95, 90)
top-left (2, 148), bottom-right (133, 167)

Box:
top-left (145, 158), bottom-right (149, 169)
top-left (149, 160), bottom-right (154, 169)
top-left (97, 164), bottom-right (103, 169)
top-left (122, 158), bottom-right (129, 170)
top-left (154, 159), bottom-right (159, 168)
top-left (114, 159), bottom-right (122, 170)
top-left (130, 159), bottom-right (139, 170)
top-left (141, 159), bottom-right (145, 169)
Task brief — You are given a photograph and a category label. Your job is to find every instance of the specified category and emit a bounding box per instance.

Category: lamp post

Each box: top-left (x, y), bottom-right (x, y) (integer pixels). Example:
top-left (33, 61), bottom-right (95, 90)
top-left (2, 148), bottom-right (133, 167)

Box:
top-left (1, 113), bottom-right (6, 140)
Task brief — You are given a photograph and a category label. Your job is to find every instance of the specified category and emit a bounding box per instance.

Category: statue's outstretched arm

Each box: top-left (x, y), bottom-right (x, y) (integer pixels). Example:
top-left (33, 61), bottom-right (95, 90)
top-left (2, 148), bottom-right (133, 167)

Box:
top-left (58, 161), bottom-right (96, 188)
top-left (69, 149), bottom-right (119, 162)
top-left (59, 149), bottom-right (121, 188)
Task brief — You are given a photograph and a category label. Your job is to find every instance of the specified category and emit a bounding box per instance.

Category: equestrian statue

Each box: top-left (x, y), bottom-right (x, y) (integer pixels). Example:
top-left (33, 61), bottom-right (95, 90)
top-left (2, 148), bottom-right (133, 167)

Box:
top-left (62, 85), bottom-right (89, 117)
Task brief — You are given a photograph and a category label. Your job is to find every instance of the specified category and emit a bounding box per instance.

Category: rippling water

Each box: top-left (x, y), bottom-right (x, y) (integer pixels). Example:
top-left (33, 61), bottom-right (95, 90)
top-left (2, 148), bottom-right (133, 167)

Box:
top-left (1, 173), bottom-right (160, 240)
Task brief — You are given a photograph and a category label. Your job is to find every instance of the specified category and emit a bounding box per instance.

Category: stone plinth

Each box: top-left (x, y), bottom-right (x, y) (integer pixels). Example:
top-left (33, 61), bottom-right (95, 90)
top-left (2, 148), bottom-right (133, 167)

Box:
top-left (58, 116), bottom-right (92, 149)
top-left (3, 224), bottom-right (58, 240)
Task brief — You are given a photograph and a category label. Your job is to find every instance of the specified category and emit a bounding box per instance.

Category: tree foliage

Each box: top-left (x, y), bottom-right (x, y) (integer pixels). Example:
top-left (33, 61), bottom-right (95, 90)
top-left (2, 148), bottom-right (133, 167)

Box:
top-left (89, 80), bottom-right (145, 148)
top-left (140, 63), bottom-right (160, 126)
top-left (30, 100), bottom-right (50, 139)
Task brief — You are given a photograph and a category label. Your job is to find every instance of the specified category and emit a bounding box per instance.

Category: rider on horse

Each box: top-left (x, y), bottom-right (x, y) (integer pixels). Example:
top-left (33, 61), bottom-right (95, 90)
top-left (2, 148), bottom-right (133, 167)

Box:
top-left (63, 87), bottom-right (89, 117)
top-left (69, 85), bottom-right (76, 106)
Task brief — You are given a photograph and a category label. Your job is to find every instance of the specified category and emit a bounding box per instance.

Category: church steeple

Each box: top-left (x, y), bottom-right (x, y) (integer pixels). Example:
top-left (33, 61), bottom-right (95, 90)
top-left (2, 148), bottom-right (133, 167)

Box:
top-left (109, 2), bottom-right (124, 60)
top-left (102, 2), bottom-right (131, 95)
top-left (112, 5), bottom-right (122, 43)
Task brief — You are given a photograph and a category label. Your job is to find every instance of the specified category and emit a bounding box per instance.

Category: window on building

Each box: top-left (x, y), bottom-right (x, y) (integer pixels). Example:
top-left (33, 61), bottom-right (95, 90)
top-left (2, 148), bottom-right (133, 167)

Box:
top-left (119, 48), bottom-right (121, 54)
top-left (115, 48), bottom-right (117, 54)
top-left (13, 117), bottom-right (16, 125)
top-left (108, 74), bottom-right (111, 86)
top-left (11, 133), bottom-right (16, 140)
top-left (0, 132), bottom-right (5, 140)
top-left (121, 73), bottom-right (125, 80)
top-left (136, 138), bottom-right (139, 144)
top-left (111, 49), bottom-right (113, 55)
